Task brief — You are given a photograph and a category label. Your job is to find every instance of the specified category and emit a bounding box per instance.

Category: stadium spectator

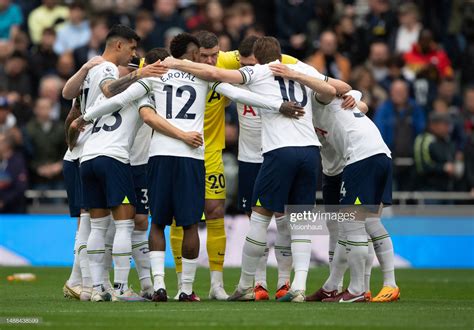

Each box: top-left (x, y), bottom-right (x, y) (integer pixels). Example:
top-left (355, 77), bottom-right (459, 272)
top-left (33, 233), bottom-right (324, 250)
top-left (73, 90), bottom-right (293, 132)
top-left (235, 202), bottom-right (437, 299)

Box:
top-left (365, 41), bottom-right (389, 84)
top-left (379, 55), bottom-right (413, 93)
top-left (275, 0), bottom-right (316, 58)
top-left (24, 97), bottom-right (65, 194)
top-left (148, 0), bottom-right (187, 48)
top-left (437, 78), bottom-right (462, 112)
top-left (28, 0), bottom-right (69, 45)
top-left (53, 2), bottom-right (90, 55)
top-left (374, 79), bottom-right (425, 190)
top-left (0, 96), bottom-right (22, 146)
top-left (135, 10), bottom-right (156, 52)
top-left (463, 87), bottom-right (474, 195)
top-left (460, 2), bottom-right (474, 86)
top-left (431, 98), bottom-right (466, 154)
top-left (351, 66), bottom-right (387, 113)
top-left (414, 112), bottom-right (456, 194)
top-left (56, 52), bottom-right (75, 80)
top-left (306, 30), bottom-right (351, 82)
top-left (333, 15), bottom-right (362, 65)
top-left (392, 2), bottom-right (422, 54)
top-left (404, 29), bottom-right (453, 79)
top-left (356, 0), bottom-right (397, 60)
top-left (0, 0), bottom-right (23, 40)
top-left (0, 51), bottom-right (33, 125)
top-left (30, 28), bottom-right (58, 81)
top-left (0, 133), bottom-right (28, 213)
top-left (72, 16), bottom-right (108, 70)
top-left (223, 5), bottom-right (243, 50)
top-left (38, 75), bottom-right (66, 121)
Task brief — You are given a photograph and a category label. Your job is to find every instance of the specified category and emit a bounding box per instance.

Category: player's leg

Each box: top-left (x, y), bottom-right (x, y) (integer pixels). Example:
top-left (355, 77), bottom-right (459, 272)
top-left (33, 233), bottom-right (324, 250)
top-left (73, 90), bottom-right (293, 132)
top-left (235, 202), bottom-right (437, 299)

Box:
top-left (175, 157), bottom-right (205, 302)
top-left (81, 158), bottom-right (112, 302)
top-left (62, 159), bottom-right (82, 299)
top-left (370, 158), bottom-right (400, 302)
top-left (131, 164), bottom-right (153, 299)
top-left (278, 146), bottom-right (319, 303)
top-left (103, 217), bottom-right (115, 291)
top-left (169, 219), bottom-right (183, 299)
top-left (77, 210), bottom-right (92, 301)
top-left (274, 214), bottom-right (292, 299)
top-left (205, 150), bottom-right (228, 300)
top-left (365, 237), bottom-right (375, 300)
top-left (147, 155), bottom-right (174, 301)
top-left (229, 149), bottom-right (290, 301)
top-left (102, 157), bottom-right (137, 301)
top-left (238, 161), bottom-right (269, 300)
top-left (307, 173), bottom-right (345, 301)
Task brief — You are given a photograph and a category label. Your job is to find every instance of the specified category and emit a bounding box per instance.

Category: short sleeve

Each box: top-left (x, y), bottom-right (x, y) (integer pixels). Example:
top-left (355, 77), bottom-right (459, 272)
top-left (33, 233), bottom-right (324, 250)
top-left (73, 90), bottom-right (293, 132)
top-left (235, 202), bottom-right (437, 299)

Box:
top-left (98, 63), bottom-right (119, 86)
top-left (138, 93), bottom-right (156, 112)
top-left (238, 66), bottom-right (257, 85)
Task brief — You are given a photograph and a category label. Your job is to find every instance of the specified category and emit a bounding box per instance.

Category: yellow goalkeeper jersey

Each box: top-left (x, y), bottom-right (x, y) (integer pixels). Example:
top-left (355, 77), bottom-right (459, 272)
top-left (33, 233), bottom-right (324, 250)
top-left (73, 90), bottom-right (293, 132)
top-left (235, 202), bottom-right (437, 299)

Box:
top-left (203, 51), bottom-right (299, 152)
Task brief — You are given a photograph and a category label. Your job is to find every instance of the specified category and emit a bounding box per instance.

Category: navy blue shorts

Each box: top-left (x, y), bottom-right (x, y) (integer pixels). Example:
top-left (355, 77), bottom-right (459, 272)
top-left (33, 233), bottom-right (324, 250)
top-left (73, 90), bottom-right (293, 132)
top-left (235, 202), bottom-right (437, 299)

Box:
top-left (340, 153), bottom-right (392, 210)
top-left (252, 146), bottom-right (320, 213)
top-left (238, 161), bottom-right (262, 212)
top-left (63, 159), bottom-right (82, 217)
top-left (132, 164), bottom-right (149, 215)
top-left (322, 173), bottom-right (342, 211)
top-left (147, 156), bottom-right (205, 227)
top-left (80, 156), bottom-right (136, 209)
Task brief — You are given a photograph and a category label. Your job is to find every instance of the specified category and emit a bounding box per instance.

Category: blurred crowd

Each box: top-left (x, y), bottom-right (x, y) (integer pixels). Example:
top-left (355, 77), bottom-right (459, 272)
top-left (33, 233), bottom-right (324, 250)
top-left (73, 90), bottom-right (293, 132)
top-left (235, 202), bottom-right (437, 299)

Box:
top-left (0, 0), bottom-right (473, 212)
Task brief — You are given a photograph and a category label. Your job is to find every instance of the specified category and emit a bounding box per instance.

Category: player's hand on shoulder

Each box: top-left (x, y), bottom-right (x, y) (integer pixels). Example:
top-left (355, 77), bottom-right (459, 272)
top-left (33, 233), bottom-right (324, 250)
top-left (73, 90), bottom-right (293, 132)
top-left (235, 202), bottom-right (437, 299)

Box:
top-left (140, 59), bottom-right (169, 78)
top-left (341, 94), bottom-right (356, 109)
top-left (269, 63), bottom-right (297, 79)
top-left (279, 101), bottom-right (305, 119)
top-left (83, 56), bottom-right (105, 71)
top-left (181, 131), bottom-right (203, 148)
top-left (161, 56), bottom-right (181, 69)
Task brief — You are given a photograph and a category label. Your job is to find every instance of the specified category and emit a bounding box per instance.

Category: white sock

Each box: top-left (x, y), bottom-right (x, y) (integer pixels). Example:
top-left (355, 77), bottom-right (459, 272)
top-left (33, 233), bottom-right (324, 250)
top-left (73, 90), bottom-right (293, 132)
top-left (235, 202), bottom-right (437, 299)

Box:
top-left (210, 270), bottom-right (224, 289)
top-left (275, 215), bottom-right (292, 288)
top-left (366, 217), bottom-right (397, 287)
top-left (323, 233), bottom-right (347, 292)
top-left (67, 230), bottom-right (82, 287)
top-left (326, 218), bottom-right (338, 265)
top-left (181, 257), bottom-right (198, 295)
top-left (365, 238), bottom-right (375, 292)
top-left (132, 230), bottom-right (152, 291)
top-left (149, 250), bottom-right (166, 290)
top-left (344, 221), bottom-right (368, 295)
top-left (238, 212), bottom-right (271, 290)
top-left (255, 246), bottom-right (269, 289)
top-left (176, 272), bottom-right (182, 291)
top-left (103, 218), bottom-right (115, 290)
top-left (290, 235), bottom-right (312, 291)
top-left (77, 213), bottom-right (91, 288)
top-left (112, 219), bottom-right (134, 293)
top-left (87, 215), bottom-right (110, 288)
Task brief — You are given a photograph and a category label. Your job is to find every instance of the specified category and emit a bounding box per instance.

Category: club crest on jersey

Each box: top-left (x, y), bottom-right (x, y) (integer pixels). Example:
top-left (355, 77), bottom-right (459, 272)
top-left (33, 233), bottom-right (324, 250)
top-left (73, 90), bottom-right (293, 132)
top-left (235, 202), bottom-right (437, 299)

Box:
top-left (103, 66), bottom-right (114, 75)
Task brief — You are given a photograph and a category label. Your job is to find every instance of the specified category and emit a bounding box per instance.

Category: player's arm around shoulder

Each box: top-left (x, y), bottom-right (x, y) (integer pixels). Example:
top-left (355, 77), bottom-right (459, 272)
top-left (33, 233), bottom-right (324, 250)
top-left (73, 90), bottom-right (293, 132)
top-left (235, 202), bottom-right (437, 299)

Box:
top-left (162, 57), bottom-right (245, 84)
top-left (62, 56), bottom-right (105, 100)
top-left (269, 63), bottom-right (336, 104)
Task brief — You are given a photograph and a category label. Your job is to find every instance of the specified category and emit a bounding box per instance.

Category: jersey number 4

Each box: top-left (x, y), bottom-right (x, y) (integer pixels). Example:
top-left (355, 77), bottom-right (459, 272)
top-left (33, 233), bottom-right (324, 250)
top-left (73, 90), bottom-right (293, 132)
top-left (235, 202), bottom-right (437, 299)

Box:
top-left (163, 85), bottom-right (197, 119)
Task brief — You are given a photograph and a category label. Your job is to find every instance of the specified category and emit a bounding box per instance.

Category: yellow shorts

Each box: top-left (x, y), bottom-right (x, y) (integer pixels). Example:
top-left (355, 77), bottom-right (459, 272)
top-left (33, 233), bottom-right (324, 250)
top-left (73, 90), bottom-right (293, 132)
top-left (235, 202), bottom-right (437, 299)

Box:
top-left (205, 150), bottom-right (226, 199)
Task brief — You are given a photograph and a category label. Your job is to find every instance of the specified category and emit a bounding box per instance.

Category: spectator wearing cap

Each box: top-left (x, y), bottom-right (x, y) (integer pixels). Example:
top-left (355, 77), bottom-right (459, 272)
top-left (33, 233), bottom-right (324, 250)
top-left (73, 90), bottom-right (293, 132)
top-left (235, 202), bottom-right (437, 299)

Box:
top-left (24, 97), bottom-right (66, 196)
top-left (404, 29), bottom-right (453, 79)
top-left (0, 133), bottom-right (28, 213)
top-left (28, 0), bottom-right (69, 45)
top-left (306, 30), bottom-right (351, 83)
top-left (414, 112), bottom-right (456, 194)
top-left (53, 2), bottom-right (90, 55)
top-left (0, 0), bottom-right (23, 40)
top-left (431, 98), bottom-right (465, 155)
top-left (392, 3), bottom-right (422, 54)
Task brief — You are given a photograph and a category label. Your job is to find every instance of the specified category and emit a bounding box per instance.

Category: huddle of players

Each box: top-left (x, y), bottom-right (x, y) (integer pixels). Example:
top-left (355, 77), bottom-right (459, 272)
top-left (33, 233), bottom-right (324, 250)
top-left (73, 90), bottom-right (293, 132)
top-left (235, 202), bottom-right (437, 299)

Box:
top-left (62, 23), bottom-right (400, 303)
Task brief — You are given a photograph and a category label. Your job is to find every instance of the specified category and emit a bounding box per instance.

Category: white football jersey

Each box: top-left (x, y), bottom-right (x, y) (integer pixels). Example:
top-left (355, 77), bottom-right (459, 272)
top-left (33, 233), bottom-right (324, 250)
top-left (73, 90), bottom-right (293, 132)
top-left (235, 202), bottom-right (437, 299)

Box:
top-left (130, 121), bottom-right (152, 166)
top-left (239, 61), bottom-right (321, 154)
top-left (312, 90), bottom-right (391, 168)
top-left (66, 61), bottom-right (118, 161)
top-left (81, 98), bottom-right (143, 163)
top-left (142, 70), bottom-right (210, 160)
top-left (236, 86), bottom-right (263, 163)
top-left (316, 130), bottom-right (345, 176)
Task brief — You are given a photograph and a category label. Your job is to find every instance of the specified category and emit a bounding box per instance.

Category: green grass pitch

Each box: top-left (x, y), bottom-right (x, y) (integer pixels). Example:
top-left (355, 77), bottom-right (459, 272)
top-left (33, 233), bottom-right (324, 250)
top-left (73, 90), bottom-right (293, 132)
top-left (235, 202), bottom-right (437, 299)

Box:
top-left (0, 267), bottom-right (473, 329)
